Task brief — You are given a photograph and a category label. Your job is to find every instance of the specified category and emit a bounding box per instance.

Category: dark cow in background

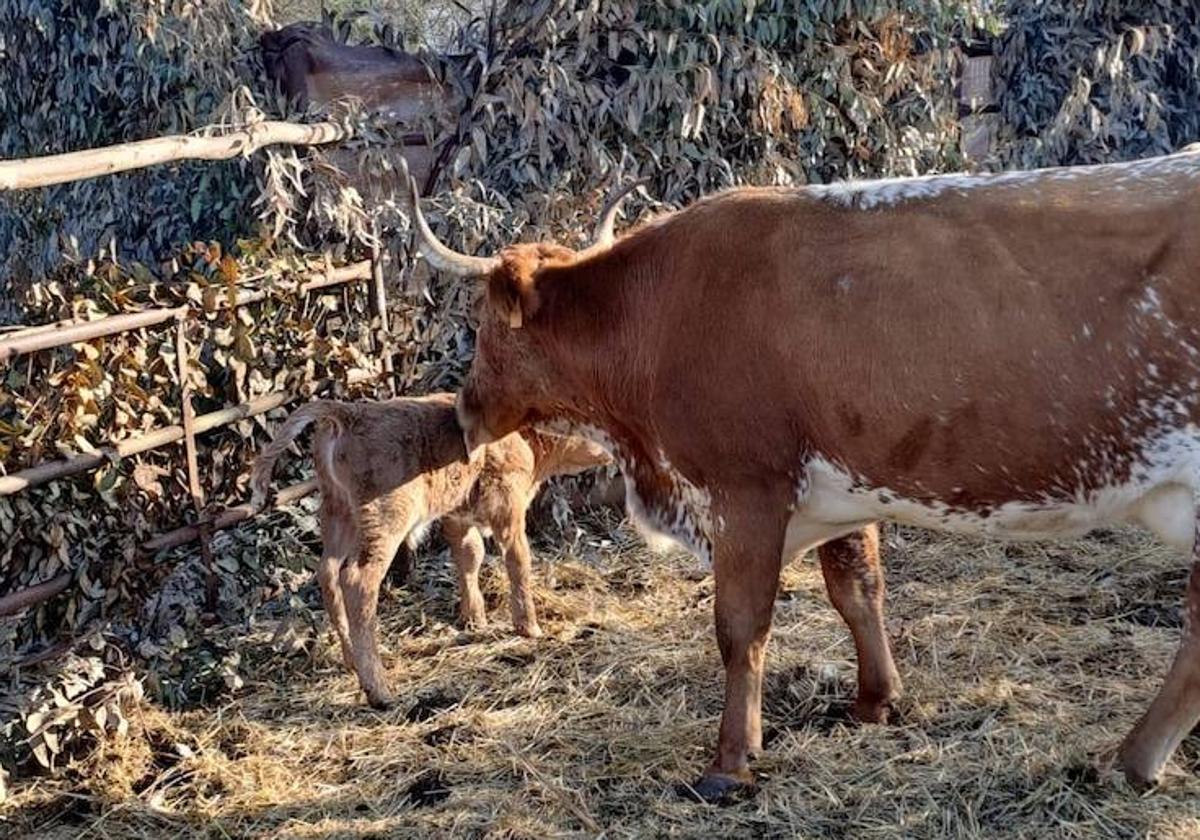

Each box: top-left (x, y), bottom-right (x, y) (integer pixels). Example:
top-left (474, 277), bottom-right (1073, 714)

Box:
top-left (402, 148), bottom-right (1200, 800)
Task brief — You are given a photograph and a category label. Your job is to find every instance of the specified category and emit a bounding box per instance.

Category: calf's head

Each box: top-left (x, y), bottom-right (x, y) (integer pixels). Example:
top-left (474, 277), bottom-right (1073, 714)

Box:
top-left (402, 164), bottom-right (643, 449)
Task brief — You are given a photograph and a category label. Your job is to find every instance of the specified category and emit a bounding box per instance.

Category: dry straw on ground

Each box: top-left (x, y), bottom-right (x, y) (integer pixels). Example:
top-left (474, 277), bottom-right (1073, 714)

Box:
top-left (5, 513), bottom-right (1200, 838)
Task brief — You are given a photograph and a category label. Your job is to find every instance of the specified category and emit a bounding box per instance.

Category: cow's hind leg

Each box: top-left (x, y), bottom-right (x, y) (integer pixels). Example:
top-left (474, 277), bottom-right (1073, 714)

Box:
top-left (818, 524), bottom-right (902, 723)
top-left (1119, 514), bottom-right (1200, 786)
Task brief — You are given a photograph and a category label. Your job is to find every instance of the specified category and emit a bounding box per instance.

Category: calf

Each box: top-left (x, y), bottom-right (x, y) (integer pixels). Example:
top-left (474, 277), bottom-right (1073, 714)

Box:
top-left (250, 392), bottom-right (609, 707)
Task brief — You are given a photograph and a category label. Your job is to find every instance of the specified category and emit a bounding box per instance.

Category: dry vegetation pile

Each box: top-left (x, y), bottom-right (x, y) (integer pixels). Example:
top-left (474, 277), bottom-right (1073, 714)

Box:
top-left (6, 0), bottom-right (1200, 831)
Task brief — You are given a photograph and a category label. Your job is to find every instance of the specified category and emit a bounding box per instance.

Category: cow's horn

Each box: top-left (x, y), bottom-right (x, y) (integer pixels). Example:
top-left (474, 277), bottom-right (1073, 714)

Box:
top-left (590, 177), bottom-right (650, 247)
top-left (400, 157), bottom-right (501, 278)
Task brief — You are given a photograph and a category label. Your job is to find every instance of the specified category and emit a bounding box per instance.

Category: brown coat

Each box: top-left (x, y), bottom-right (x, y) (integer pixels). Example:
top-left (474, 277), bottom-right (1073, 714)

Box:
top-left (419, 148), bottom-right (1200, 797)
top-left (251, 393), bottom-right (609, 707)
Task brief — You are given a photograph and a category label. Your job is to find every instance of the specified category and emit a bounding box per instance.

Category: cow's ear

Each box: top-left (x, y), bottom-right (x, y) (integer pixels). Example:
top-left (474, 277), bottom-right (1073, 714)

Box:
top-left (488, 253), bottom-right (541, 329)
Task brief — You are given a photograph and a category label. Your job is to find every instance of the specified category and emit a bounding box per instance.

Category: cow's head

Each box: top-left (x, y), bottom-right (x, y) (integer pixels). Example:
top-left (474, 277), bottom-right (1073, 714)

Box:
top-left (401, 162), bottom-right (643, 449)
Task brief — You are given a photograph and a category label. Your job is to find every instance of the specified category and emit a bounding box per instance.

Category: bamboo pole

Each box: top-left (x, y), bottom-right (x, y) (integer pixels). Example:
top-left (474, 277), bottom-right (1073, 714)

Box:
top-left (368, 230), bottom-right (397, 396)
top-left (174, 315), bottom-right (218, 608)
top-left (0, 306), bottom-right (186, 363)
top-left (0, 121), bottom-right (347, 191)
top-left (224, 260), bottom-right (372, 308)
top-left (0, 390), bottom-right (292, 495)
top-left (0, 261), bottom-right (374, 365)
top-left (0, 315), bottom-right (88, 340)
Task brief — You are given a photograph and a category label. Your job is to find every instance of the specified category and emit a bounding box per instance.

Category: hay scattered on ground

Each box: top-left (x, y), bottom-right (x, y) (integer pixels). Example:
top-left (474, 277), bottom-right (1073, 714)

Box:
top-left (6, 515), bottom-right (1200, 838)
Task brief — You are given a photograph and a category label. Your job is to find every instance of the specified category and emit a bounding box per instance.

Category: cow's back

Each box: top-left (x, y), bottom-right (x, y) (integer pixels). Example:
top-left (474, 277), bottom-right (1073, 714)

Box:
top-left (623, 153), bottom-right (1200, 511)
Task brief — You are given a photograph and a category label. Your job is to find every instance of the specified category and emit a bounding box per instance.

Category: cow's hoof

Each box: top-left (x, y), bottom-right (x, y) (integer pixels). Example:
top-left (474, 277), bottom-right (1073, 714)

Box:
top-left (676, 772), bottom-right (757, 805)
top-left (852, 696), bottom-right (897, 725)
top-left (1118, 754), bottom-right (1162, 792)
top-left (365, 690), bottom-right (395, 711)
top-left (1122, 767), bottom-right (1160, 793)
top-left (1116, 737), bottom-right (1168, 792)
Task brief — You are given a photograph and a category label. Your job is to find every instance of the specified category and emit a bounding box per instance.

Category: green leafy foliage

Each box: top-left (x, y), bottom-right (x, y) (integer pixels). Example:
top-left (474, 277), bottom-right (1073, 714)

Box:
top-left (0, 0), bottom-right (275, 316)
top-left (992, 1), bottom-right (1200, 166)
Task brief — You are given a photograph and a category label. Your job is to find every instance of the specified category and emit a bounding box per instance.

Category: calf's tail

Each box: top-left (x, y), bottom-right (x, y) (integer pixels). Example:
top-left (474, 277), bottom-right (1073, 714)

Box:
top-left (249, 401), bottom-right (347, 509)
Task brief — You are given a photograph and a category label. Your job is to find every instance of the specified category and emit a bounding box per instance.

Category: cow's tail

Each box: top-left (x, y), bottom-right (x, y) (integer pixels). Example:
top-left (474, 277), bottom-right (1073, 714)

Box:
top-left (250, 401), bottom-right (346, 510)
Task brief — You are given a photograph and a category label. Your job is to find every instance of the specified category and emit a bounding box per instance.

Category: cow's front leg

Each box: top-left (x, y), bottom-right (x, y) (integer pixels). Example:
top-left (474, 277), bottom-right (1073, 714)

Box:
top-left (1119, 526), bottom-right (1200, 786)
top-left (689, 507), bottom-right (785, 802)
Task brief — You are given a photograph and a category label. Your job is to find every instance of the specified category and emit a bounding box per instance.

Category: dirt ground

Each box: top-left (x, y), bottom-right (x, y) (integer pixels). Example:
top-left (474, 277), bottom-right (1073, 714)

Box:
top-left (6, 515), bottom-right (1200, 839)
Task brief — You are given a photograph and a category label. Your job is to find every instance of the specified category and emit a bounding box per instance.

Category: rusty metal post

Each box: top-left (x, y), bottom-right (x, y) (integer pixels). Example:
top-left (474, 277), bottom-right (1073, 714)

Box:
top-left (368, 228), bottom-right (396, 396)
top-left (175, 314), bottom-right (217, 611)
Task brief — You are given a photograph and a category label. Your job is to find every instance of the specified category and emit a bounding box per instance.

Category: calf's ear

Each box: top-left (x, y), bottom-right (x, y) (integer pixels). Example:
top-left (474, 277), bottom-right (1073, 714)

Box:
top-left (487, 253), bottom-right (541, 329)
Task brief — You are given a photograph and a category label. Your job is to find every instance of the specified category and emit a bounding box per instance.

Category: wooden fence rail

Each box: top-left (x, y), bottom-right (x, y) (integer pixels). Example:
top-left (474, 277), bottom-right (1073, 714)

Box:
top-left (0, 121), bottom-right (347, 191)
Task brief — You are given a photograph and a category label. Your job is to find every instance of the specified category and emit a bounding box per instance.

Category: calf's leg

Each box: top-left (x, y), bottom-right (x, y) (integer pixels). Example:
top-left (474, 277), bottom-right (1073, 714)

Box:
top-left (444, 519), bottom-right (487, 628)
top-left (317, 552), bottom-right (355, 670)
top-left (341, 524), bottom-right (407, 709)
top-left (494, 511), bottom-right (542, 638)
top-left (316, 507), bottom-right (356, 670)
top-left (388, 542), bottom-right (415, 587)
top-left (818, 524), bottom-right (902, 723)
top-left (1119, 528), bottom-right (1200, 786)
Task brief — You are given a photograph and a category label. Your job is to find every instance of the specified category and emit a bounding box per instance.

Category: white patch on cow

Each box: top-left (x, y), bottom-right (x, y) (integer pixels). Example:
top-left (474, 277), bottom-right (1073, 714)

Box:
top-left (1136, 286), bottom-right (1164, 317)
top-left (806, 148), bottom-right (1200, 210)
top-left (786, 424), bottom-right (1200, 560)
top-left (534, 419), bottom-right (714, 564)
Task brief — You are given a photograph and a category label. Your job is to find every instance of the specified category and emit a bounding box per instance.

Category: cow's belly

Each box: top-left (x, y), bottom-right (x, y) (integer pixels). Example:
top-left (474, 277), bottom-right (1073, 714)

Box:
top-left (786, 434), bottom-right (1200, 558)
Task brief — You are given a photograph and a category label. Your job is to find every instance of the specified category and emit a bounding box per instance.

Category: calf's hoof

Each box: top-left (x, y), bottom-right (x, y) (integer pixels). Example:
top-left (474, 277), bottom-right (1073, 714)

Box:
top-left (515, 621), bottom-right (543, 639)
top-left (677, 770), bottom-right (757, 805)
top-left (459, 611), bottom-right (487, 630)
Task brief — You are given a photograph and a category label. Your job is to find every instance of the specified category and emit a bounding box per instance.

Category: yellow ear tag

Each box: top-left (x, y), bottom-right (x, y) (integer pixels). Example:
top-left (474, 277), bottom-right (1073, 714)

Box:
top-left (508, 308), bottom-right (523, 329)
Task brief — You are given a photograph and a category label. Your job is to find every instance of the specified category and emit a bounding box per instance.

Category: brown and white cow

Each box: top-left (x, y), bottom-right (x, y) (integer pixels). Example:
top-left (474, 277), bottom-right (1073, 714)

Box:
top-left (401, 149), bottom-right (1200, 800)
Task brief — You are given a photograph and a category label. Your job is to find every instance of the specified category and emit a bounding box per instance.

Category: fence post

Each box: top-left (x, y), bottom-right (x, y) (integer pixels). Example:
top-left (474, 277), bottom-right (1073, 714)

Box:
top-left (175, 314), bottom-right (217, 610)
top-left (369, 227), bottom-right (397, 396)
